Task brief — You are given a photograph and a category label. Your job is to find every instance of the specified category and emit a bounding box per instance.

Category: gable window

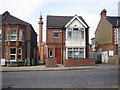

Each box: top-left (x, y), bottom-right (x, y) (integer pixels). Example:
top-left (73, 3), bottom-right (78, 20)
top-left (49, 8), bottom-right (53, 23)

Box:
top-left (10, 48), bottom-right (16, 61)
top-left (67, 28), bottom-right (72, 39)
top-left (10, 29), bottom-right (16, 40)
top-left (67, 28), bottom-right (84, 39)
top-left (18, 48), bottom-right (22, 60)
top-left (54, 30), bottom-right (59, 38)
top-left (19, 30), bottom-right (22, 41)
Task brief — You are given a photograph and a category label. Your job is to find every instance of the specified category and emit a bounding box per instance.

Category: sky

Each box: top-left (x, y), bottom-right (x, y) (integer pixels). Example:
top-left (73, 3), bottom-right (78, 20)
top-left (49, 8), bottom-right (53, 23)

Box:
top-left (0, 0), bottom-right (119, 43)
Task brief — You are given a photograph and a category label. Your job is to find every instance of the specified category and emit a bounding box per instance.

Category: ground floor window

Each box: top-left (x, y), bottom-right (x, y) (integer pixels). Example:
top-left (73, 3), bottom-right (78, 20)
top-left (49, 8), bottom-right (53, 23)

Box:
top-left (49, 48), bottom-right (53, 57)
top-left (18, 48), bottom-right (22, 60)
top-left (67, 47), bottom-right (84, 59)
top-left (6, 48), bottom-right (23, 61)
top-left (10, 48), bottom-right (16, 61)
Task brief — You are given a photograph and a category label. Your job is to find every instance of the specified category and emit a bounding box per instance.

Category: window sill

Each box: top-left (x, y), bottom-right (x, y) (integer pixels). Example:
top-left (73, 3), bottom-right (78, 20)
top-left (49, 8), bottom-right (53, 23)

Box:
top-left (53, 37), bottom-right (59, 39)
top-left (49, 56), bottom-right (53, 58)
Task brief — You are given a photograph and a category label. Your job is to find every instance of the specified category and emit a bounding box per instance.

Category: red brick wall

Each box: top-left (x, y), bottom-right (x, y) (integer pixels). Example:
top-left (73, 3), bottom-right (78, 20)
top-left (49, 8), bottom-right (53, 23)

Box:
top-left (45, 57), bottom-right (57, 67)
top-left (46, 28), bottom-right (66, 44)
top-left (65, 58), bottom-right (95, 66)
top-left (98, 43), bottom-right (118, 55)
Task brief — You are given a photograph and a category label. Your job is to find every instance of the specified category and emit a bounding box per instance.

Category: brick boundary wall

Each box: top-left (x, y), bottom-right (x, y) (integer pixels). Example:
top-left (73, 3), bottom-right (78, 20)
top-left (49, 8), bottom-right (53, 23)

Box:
top-left (65, 58), bottom-right (95, 66)
top-left (5, 61), bottom-right (24, 67)
top-left (45, 57), bottom-right (57, 67)
top-left (108, 55), bottom-right (120, 65)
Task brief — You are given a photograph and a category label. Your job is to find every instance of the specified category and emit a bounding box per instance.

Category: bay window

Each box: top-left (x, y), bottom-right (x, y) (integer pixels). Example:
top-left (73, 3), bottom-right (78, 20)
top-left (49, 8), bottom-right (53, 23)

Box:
top-left (67, 48), bottom-right (84, 59)
top-left (67, 28), bottom-right (84, 39)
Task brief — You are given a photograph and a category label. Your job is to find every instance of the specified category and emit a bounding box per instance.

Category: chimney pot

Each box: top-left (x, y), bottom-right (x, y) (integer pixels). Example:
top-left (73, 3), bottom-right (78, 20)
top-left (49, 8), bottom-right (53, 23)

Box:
top-left (100, 9), bottom-right (107, 19)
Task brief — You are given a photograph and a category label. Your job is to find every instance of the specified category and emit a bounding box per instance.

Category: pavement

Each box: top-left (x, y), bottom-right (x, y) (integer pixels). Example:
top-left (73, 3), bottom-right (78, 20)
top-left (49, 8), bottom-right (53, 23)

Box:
top-left (0, 64), bottom-right (119, 72)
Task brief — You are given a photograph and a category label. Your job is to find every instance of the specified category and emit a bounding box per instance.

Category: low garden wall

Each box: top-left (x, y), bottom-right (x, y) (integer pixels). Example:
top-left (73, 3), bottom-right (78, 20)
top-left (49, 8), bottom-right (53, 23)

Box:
top-left (45, 57), bottom-right (57, 67)
top-left (65, 58), bottom-right (95, 66)
top-left (108, 55), bottom-right (120, 65)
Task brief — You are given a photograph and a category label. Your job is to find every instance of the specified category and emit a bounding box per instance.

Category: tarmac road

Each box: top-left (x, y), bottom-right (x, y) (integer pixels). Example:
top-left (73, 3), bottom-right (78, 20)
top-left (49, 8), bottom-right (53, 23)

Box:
top-left (2, 64), bottom-right (119, 88)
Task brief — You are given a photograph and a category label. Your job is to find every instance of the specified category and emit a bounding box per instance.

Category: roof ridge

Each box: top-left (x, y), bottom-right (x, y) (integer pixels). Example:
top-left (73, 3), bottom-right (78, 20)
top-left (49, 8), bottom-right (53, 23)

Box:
top-left (106, 16), bottom-right (120, 18)
top-left (9, 14), bottom-right (30, 25)
top-left (0, 11), bottom-right (10, 20)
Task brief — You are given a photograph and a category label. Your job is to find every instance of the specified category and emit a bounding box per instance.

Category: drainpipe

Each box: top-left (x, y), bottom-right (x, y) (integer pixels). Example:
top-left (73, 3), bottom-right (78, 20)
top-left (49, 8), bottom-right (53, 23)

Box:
top-left (62, 26), bottom-right (64, 65)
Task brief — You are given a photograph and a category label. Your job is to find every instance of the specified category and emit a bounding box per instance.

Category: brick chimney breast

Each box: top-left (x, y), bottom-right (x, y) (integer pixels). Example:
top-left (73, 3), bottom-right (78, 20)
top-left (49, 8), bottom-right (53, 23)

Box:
top-left (100, 9), bottom-right (107, 19)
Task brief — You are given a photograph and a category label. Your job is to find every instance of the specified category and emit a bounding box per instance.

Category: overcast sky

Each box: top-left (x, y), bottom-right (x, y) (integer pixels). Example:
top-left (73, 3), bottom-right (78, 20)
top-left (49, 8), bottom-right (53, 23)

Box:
top-left (0, 0), bottom-right (119, 43)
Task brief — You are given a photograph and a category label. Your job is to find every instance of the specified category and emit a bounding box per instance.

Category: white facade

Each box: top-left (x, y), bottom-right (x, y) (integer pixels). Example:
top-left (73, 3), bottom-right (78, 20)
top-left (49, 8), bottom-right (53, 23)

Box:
top-left (65, 16), bottom-right (86, 59)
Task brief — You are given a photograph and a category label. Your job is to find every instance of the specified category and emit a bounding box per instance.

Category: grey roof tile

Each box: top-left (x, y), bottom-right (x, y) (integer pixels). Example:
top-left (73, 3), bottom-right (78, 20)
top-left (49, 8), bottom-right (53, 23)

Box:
top-left (47, 15), bottom-right (89, 28)
top-left (0, 11), bottom-right (29, 25)
top-left (105, 16), bottom-right (120, 27)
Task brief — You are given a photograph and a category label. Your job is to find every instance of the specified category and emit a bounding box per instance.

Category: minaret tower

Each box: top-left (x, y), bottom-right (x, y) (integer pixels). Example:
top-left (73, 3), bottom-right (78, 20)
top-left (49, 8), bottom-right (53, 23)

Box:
top-left (38, 14), bottom-right (43, 61)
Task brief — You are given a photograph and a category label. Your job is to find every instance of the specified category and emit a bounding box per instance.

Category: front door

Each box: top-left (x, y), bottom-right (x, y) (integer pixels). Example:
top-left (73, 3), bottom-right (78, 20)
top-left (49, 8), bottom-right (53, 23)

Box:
top-left (55, 48), bottom-right (62, 64)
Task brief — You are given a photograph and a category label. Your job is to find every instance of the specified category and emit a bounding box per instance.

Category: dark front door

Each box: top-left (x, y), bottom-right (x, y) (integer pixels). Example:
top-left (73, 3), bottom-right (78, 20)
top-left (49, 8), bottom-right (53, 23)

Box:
top-left (55, 48), bottom-right (62, 64)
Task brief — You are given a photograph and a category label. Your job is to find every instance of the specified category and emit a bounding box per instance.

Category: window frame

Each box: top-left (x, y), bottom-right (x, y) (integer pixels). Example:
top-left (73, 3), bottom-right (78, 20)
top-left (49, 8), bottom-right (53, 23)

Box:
top-left (67, 27), bottom-right (85, 40)
top-left (67, 47), bottom-right (84, 59)
top-left (10, 29), bottom-right (16, 41)
top-left (53, 29), bottom-right (59, 38)
top-left (49, 50), bottom-right (53, 57)
top-left (10, 48), bottom-right (16, 61)
top-left (19, 30), bottom-right (22, 41)
top-left (18, 48), bottom-right (22, 60)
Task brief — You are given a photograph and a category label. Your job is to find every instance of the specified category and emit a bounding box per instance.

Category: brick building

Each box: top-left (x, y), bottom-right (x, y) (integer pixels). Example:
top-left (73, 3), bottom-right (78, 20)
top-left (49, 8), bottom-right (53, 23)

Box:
top-left (45, 15), bottom-right (94, 66)
top-left (94, 9), bottom-right (120, 64)
top-left (0, 11), bottom-right (38, 66)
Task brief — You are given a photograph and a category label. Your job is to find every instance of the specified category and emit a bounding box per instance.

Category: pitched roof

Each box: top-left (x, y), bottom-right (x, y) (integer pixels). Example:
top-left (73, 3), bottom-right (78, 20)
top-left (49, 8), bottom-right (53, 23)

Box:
top-left (47, 15), bottom-right (89, 28)
top-left (105, 16), bottom-right (120, 27)
top-left (0, 11), bottom-right (29, 25)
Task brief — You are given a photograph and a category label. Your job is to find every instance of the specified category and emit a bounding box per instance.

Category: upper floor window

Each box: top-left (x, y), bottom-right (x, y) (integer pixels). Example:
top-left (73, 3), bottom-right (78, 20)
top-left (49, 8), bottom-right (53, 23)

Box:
top-left (10, 29), bottom-right (16, 40)
top-left (19, 30), bottom-right (22, 40)
top-left (54, 29), bottom-right (59, 38)
top-left (67, 28), bottom-right (84, 39)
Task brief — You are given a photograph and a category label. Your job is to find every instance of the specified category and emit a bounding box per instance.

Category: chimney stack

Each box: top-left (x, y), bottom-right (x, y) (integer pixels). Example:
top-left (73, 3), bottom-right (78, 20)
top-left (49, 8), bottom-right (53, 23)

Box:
top-left (100, 9), bottom-right (107, 19)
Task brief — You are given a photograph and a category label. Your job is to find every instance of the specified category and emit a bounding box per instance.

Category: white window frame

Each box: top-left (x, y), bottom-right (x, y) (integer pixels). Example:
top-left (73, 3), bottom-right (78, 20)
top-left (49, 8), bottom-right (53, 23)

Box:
top-left (19, 30), bottom-right (22, 41)
top-left (10, 29), bottom-right (16, 41)
top-left (54, 29), bottom-right (59, 38)
top-left (67, 47), bottom-right (85, 59)
top-left (18, 48), bottom-right (22, 60)
top-left (10, 48), bottom-right (16, 61)
top-left (66, 27), bottom-right (85, 40)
